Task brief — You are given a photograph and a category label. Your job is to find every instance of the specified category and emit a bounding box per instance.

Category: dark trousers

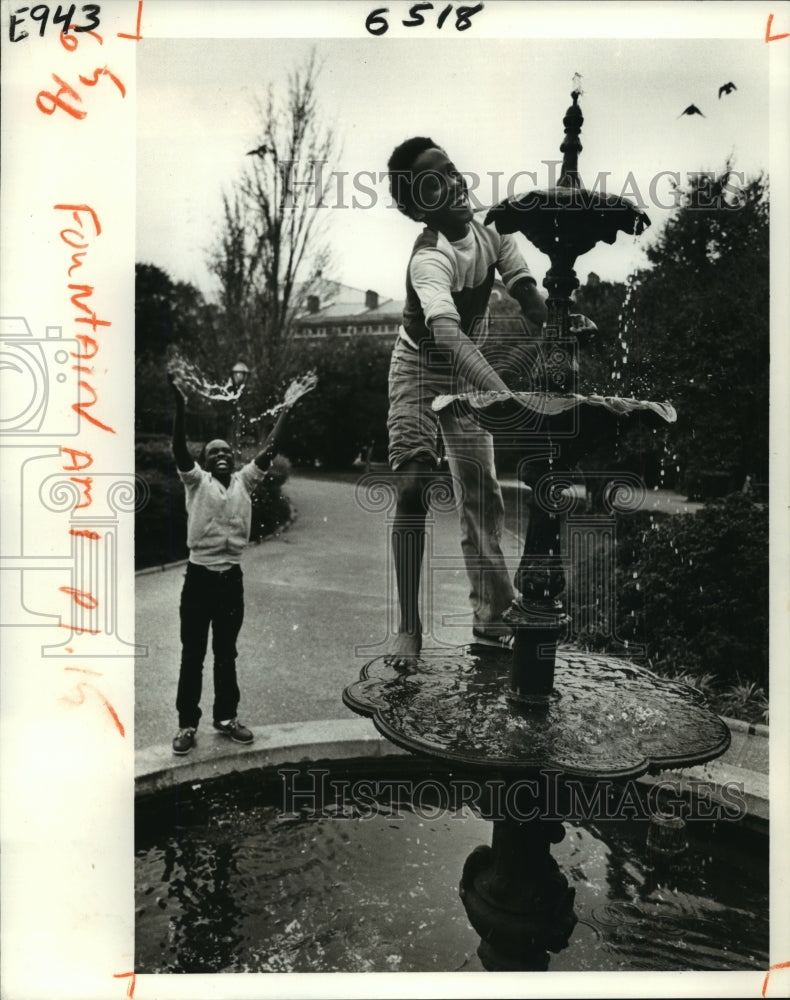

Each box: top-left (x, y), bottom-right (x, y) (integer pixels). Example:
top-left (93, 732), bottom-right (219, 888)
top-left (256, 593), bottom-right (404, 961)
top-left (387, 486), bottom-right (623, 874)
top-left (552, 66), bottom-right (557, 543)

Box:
top-left (176, 562), bottom-right (244, 728)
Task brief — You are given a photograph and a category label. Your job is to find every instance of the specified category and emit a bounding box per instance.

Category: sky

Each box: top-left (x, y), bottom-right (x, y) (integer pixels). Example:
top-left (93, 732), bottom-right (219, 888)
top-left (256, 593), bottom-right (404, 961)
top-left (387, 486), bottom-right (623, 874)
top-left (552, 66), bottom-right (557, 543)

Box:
top-left (136, 27), bottom-right (770, 305)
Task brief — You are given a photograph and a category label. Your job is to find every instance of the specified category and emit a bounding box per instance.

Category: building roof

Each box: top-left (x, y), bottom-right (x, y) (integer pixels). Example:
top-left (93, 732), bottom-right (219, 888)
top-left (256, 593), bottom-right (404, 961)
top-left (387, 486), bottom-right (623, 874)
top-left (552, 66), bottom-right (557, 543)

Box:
top-left (297, 294), bottom-right (404, 326)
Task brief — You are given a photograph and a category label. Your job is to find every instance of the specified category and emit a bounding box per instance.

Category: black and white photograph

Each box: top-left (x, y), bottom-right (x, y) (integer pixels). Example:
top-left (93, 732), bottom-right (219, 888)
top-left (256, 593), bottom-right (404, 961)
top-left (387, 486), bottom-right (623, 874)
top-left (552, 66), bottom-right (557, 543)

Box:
top-left (1, 2), bottom-right (789, 998)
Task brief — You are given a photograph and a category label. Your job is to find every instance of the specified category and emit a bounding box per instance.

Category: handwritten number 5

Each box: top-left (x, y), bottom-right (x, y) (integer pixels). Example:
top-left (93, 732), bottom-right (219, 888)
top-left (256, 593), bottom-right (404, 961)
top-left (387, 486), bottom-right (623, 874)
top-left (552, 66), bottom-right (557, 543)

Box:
top-left (403, 3), bottom-right (432, 26)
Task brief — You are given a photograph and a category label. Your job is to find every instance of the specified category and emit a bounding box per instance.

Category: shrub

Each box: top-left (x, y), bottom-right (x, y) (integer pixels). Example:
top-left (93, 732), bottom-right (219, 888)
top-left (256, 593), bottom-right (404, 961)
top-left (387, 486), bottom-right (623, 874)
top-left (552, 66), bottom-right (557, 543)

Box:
top-left (250, 455), bottom-right (294, 542)
top-left (608, 493), bottom-right (768, 692)
top-left (135, 438), bottom-right (189, 570)
top-left (280, 335), bottom-right (391, 470)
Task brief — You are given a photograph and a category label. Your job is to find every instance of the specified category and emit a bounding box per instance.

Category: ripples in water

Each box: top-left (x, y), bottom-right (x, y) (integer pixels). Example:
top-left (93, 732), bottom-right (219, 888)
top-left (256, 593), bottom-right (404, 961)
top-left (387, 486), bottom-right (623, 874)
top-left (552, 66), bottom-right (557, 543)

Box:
top-left (135, 774), bottom-right (767, 973)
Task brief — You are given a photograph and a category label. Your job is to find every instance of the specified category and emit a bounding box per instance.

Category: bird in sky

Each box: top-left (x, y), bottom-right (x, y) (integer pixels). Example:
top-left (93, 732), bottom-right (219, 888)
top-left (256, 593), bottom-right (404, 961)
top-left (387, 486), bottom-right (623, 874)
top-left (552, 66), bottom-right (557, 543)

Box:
top-left (678, 104), bottom-right (705, 118)
top-left (718, 81), bottom-right (737, 99)
top-left (247, 144), bottom-right (270, 157)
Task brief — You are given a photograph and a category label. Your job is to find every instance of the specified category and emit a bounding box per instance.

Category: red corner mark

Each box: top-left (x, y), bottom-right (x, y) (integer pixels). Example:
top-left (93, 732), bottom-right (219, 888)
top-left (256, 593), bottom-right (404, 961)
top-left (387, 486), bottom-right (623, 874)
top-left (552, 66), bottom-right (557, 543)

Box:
top-left (117, 0), bottom-right (144, 40)
top-left (766, 13), bottom-right (790, 41)
top-left (762, 960), bottom-right (790, 997)
top-left (113, 971), bottom-right (136, 997)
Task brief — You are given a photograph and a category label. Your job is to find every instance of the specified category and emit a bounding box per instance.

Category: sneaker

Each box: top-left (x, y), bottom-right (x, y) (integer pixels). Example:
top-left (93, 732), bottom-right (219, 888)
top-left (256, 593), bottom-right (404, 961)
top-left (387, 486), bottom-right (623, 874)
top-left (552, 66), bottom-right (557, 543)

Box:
top-left (472, 627), bottom-right (515, 651)
top-left (172, 727), bottom-right (196, 755)
top-left (212, 718), bottom-right (254, 744)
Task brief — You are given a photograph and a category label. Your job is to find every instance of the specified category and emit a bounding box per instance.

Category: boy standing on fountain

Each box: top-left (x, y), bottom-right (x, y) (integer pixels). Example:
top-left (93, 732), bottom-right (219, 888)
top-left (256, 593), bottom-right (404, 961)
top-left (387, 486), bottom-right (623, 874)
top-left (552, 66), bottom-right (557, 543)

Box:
top-left (385, 137), bottom-right (548, 666)
top-left (168, 374), bottom-right (292, 755)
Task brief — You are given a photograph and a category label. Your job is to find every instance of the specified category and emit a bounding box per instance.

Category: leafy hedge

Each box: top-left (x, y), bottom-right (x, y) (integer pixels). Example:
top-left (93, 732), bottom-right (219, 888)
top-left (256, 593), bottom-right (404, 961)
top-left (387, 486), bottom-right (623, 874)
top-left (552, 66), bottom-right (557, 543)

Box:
top-left (570, 493), bottom-right (769, 699)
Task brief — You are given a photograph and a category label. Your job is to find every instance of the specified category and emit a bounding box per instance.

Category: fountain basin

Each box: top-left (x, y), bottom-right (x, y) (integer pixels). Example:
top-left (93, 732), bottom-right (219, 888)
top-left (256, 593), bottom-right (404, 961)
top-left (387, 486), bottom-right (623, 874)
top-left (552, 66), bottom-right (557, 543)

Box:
top-left (343, 646), bottom-right (730, 779)
top-left (431, 391), bottom-right (676, 465)
top-left (135, 747), bottom-right (767, 974)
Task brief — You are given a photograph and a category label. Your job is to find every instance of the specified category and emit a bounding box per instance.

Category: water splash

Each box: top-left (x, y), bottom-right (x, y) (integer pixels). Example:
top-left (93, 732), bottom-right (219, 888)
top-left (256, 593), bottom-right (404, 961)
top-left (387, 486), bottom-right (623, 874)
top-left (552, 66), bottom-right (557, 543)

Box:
top-left (249, 371), bottom-right (319, 423)
top-left (168, 349), bottom-right (244, 403)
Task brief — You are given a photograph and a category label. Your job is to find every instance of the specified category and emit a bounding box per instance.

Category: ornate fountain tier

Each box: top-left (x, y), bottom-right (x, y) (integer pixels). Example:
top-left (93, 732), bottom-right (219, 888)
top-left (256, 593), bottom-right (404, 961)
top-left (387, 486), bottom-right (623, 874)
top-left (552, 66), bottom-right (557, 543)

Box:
top-left (484, 87), bottom-right (650, 263)
top-left (342, 646), bottom-right (731, 780)
top-left (431, 390), bottom-right (677, 462)
top-left (484, 86), bottom-right (651, 339)
top-left (484, 185), bottom-right (651, 263)
top-left (431, 389), bottom-right (677, 498)
top-left (433, 391), bottom-right (675, 425)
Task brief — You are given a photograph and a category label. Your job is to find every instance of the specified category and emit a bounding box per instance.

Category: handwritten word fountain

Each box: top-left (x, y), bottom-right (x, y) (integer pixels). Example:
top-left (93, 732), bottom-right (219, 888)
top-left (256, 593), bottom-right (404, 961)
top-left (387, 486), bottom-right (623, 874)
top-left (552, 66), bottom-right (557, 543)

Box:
top-left (344, 79), bottom-right (731, 971)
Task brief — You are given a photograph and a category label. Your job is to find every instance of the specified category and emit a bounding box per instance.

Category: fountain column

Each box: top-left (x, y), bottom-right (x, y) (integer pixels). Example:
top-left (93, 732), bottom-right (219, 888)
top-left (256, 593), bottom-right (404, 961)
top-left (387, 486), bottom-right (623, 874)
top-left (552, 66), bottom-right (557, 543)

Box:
top-left (503, 83), bottom-right (586, 704)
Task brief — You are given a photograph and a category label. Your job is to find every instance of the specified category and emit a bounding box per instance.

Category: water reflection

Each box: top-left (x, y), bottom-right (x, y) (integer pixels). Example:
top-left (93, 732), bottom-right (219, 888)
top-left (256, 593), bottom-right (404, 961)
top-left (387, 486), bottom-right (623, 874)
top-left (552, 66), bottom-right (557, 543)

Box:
top-left (136, 774), bottom-right (767, 973)
top-left (137, 828), bottom-right (244, 972)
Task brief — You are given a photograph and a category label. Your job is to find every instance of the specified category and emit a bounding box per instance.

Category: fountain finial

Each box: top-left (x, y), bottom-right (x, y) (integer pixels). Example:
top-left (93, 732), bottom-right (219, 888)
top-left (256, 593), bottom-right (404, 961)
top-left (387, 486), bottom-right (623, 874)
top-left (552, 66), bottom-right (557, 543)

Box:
top-left (559, 76), bottom-right (584, 189)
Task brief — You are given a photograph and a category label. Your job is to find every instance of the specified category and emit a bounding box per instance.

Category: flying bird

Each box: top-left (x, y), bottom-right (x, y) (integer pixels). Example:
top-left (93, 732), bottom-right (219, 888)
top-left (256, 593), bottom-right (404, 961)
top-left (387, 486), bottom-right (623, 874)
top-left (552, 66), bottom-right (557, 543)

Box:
top-left (678, 104), bottom-right (705, 118)
top-left (246, 144), bottom-right (270, 157)
top-left (718, 81), bottom-right (737, 99)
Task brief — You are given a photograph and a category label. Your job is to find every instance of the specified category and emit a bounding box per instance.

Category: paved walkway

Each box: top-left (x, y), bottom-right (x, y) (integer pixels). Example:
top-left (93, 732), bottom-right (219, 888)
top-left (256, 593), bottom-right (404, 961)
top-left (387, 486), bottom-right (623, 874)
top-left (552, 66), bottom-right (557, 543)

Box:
top-left (134, 472), bottom-right (527, 749)
top-left (134, 472), bottom-right (703, 750)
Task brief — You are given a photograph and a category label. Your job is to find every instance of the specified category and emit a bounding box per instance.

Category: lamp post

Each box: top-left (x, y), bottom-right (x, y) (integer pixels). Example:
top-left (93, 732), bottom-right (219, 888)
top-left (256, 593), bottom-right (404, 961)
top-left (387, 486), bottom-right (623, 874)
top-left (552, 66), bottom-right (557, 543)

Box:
top-left (230, 361), bottom-right (250, 458)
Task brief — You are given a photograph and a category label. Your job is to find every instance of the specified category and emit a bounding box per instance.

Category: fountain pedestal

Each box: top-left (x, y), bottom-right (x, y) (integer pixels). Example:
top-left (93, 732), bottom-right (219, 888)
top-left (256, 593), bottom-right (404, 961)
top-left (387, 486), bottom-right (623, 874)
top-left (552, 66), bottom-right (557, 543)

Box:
top-left (504, 475), bottom-right (569, 703)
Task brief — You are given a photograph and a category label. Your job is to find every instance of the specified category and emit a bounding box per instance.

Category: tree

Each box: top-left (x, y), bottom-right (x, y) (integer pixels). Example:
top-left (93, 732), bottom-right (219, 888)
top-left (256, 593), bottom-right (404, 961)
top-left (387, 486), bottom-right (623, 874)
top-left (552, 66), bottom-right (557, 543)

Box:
top-left (135, 262), bottom-right (217, 362)
top-left (208, 50), bottom-right (339, 426)
top-left (279, 335), bottom-right (391, 469)
top-left (135, 263), bottom-right (220, 435)
top-left (622, 166), bottom-right (769, 494)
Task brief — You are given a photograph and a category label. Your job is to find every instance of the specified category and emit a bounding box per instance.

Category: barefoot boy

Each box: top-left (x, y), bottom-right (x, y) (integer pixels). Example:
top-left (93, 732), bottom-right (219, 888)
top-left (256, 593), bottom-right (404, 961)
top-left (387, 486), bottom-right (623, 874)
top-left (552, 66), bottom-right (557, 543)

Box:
top-left (385, 137), bottom-right (548, 665)
top-left (169, 374), bottom-right (292, 755)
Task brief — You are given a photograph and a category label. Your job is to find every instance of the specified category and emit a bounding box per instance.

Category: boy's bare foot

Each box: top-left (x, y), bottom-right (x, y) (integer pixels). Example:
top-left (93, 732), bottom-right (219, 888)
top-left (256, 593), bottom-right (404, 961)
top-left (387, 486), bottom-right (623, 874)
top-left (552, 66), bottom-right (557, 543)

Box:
top-left (385, 631), bottom-right (422, 667)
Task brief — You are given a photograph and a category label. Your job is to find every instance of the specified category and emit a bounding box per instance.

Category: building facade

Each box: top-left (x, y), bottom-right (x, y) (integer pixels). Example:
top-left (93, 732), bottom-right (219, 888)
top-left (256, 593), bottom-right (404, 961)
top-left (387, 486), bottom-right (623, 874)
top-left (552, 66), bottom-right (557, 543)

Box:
top-left (294, 281), bottom-right (403, 341)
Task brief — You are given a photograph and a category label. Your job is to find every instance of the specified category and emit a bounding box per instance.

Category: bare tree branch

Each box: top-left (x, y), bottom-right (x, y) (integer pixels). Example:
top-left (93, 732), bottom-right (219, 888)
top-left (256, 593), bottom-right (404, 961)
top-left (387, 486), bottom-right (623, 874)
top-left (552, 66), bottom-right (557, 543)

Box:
top-left (207, 48), bottom-right (339, 423)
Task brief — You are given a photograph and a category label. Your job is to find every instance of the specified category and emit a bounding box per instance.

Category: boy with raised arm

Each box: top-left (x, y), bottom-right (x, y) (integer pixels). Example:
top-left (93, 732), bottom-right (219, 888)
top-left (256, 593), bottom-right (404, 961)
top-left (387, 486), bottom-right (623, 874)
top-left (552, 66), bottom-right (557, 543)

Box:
top-left (385, 137), bottom-right (548, 666)
top-left (168, 374), bottom-right (292, 755)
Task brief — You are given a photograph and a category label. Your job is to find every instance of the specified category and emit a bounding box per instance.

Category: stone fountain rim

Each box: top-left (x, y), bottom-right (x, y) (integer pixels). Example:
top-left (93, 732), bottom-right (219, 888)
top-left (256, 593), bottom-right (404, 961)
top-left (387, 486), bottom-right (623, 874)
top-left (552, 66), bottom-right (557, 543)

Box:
top-left (133, 716), bottom-right (768, 824)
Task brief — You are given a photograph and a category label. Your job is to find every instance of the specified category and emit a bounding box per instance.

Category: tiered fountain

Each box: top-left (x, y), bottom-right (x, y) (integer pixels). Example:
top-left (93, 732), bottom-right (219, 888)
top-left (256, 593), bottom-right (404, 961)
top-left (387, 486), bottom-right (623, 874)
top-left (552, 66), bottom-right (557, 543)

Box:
top-left (343, 79), bottom-right (731, 971)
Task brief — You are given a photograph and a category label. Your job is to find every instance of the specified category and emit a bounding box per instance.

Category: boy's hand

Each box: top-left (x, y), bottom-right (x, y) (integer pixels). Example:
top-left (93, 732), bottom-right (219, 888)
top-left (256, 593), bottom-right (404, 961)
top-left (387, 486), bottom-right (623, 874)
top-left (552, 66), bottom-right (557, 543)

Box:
top-left (168, 372), bottom-right (186, 407)
top-left (281, 372), bottom-right (318, 411)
